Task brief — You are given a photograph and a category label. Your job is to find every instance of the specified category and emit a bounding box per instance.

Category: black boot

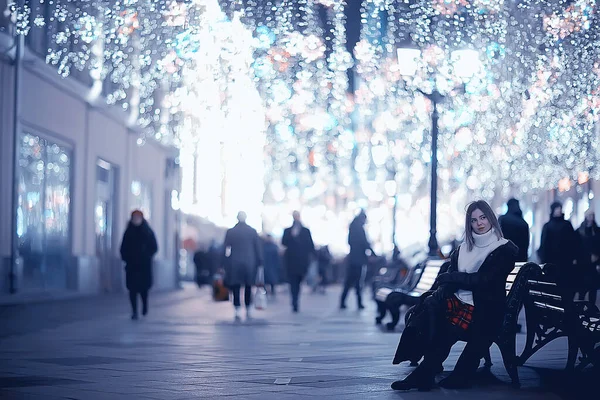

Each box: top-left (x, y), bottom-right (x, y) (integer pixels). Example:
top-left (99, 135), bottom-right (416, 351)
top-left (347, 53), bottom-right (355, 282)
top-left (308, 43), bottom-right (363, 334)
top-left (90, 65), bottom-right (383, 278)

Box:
top-left (391, 371), bottom-right (433, 392)
top-left (438, 373), bottom-right (472, 389)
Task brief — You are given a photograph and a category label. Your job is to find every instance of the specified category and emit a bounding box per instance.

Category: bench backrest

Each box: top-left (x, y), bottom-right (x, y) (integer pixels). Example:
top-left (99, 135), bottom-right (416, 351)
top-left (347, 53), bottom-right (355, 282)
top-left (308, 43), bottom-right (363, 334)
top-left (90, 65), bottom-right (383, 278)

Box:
top-left (526, 263), bottom-right (568, 316)
top-left (505, 262), bottom-right (526, 296)
top-left (412, 259), bottom-right (445, 295)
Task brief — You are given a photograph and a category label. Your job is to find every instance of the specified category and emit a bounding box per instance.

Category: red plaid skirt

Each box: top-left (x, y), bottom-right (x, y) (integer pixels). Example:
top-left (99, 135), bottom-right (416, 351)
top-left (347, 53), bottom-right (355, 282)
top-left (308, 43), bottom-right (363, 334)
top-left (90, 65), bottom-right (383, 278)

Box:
top-left (446, 296), bottom-right (475, 331)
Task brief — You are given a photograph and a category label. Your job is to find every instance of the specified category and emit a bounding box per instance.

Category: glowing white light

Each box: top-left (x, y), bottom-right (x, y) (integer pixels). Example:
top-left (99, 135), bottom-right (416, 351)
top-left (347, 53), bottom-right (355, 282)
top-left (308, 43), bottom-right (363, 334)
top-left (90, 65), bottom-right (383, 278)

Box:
top-left (396, 48), bottom-right (421, 77)
top-left (451, 49), bottom-right (483, 79)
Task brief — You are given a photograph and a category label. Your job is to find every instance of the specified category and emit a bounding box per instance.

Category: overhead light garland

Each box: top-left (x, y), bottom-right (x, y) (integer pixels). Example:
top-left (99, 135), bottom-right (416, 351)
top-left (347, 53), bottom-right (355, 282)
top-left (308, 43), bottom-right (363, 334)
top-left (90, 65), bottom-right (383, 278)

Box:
top-left (5, 0), bottom-right (600, 248)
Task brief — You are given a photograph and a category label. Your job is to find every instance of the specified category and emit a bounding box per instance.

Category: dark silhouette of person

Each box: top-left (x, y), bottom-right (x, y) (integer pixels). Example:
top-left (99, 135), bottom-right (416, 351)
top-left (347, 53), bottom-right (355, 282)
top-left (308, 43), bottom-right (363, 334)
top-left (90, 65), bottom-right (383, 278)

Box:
top-left (282, 211), bottom-right (315, 313)
top-left (538, 202), bottom-right (578, 266)
top-left (498, 198), bottom-right (530, 261)
top-left (538, 201), bottom-right (580, 294)
top-left (120, 210), bottom-right (158, 320)
top-left (193, 247), bottom-right (210, 286)
top-left (577, 209), bottom-right (600, 304)
top-left (262, 234), bottom-right (281, 296)
top-left (316, 245), bottom-right (333, 293)
top-left (341, 210), bottom-right (375, 310)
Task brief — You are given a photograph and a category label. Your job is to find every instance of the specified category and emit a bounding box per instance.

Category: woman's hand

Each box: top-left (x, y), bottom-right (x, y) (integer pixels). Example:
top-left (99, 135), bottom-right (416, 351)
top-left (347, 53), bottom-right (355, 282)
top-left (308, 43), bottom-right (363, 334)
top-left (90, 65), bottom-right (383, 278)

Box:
top-left (436, 272), bottom-right (451, 284)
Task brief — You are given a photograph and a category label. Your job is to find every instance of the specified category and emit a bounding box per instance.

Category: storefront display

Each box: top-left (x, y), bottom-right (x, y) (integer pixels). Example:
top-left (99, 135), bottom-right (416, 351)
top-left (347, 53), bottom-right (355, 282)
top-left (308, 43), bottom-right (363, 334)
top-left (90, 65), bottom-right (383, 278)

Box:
top-left (16, 133), bottom-right (71, 291)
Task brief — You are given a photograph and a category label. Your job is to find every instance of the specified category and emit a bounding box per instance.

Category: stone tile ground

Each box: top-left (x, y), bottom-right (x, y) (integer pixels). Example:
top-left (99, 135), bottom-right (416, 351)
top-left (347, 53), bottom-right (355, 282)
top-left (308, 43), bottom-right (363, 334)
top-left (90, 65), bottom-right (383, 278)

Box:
top-left (0, 284), bottom-right (595, 399)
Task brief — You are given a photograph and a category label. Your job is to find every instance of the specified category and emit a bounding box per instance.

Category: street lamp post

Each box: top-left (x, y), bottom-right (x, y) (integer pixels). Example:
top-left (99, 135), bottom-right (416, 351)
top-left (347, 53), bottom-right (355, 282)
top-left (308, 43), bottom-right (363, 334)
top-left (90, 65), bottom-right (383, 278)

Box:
top-left (419, 88), bottom-right (445, 257)
top-left (385, 159), bottom-right (398, 249)
top-left (397, 47), bottom-right (479, 258)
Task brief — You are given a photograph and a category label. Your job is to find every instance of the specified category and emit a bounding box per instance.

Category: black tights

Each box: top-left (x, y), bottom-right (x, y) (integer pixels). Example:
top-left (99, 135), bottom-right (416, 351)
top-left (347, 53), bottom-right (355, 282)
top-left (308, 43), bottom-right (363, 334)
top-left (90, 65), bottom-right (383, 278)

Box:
top-left (413, 320), bottom-right (489, 382)
top-left (231, 285), bottom-right (252, 307)
top-left (129, 290), bottom-right (148, 315)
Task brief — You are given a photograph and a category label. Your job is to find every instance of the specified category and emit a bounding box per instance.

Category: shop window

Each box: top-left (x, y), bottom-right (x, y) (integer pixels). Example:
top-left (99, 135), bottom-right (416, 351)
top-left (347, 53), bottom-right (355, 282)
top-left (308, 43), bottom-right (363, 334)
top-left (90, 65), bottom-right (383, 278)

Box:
top-left (16, 132), bottom-right (71, 291)
top-left (130, 180), bottom-right (152, 220)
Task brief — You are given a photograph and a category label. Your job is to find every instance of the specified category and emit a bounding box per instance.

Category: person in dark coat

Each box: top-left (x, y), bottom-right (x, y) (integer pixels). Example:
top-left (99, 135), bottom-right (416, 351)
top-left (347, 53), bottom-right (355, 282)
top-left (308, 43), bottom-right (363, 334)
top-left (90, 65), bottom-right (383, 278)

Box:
top-left (262, 234), bottom-right (281, 296)
top-left (498, 198), bottom-right (530, 261)
top-left (340, 210), bottom-right (375, 310)
top-left (537, 202), bottom-right (579, 293)
top-left (120, 210), bottom-right (158, 320)
top-left (316, 245), bottom-right (333, 293)
top-left (282, 211), bottom-right (315, 313)
top-left (577, 210), bottom-right (600, 304)
top-left (193, 247), bottom-right (211, 286)
top-left (223, 211), bottom-right (264, 321)
top-left (391, 200), bottom-right (518, 391)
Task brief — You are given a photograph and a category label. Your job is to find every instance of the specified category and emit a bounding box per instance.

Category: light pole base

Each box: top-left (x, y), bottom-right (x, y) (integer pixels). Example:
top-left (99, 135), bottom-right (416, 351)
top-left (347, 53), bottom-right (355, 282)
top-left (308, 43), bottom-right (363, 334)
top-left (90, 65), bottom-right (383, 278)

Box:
top-left (428, 236), bottom-right (439, 258)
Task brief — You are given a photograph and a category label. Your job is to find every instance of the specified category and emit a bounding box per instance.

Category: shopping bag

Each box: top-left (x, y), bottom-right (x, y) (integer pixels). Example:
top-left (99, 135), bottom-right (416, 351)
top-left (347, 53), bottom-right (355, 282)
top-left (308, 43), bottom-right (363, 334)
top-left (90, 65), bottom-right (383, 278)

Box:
top-left (306, 260), bottom-right (319, 289)
top-left (254, 266), bottom-right (267, 310)
top-left (254, 286), bottom-right (268, 310)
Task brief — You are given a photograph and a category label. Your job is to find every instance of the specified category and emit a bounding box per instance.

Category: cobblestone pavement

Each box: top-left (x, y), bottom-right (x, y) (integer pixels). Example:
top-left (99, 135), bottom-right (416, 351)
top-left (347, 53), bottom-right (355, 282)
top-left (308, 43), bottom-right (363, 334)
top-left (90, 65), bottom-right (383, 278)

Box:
top-left (0, 283), bottom-right (594, 399)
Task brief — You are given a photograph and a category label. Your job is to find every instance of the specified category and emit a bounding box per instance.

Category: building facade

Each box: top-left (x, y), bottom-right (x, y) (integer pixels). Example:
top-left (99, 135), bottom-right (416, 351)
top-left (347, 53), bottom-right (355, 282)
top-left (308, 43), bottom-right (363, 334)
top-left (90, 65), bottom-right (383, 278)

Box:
top-left (0, 7), bottom-right (181, 298)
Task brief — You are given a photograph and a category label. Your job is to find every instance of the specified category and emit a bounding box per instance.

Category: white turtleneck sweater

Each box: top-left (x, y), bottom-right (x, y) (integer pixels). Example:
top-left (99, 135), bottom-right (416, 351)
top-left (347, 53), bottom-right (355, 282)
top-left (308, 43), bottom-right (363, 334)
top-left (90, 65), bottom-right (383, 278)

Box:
top-left (455, 229), bottom-right (508, 305)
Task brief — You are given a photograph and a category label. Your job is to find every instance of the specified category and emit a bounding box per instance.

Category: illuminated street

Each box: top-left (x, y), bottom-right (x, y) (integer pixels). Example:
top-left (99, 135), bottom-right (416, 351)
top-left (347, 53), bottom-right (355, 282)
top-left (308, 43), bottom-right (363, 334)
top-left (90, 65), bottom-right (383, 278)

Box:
top-left (0, 285), bottom-right (591, 399)
top-left (0, 1), bottom-right (599, 399)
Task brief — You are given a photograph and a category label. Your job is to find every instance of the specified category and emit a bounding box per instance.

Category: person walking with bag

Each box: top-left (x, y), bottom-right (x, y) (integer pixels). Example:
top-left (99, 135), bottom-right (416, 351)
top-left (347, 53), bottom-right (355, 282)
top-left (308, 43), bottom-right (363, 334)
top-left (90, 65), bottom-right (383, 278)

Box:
top-left (120, 210), bottom-right (158, 320)
top-left (223, 212), bottom-right (264, 321)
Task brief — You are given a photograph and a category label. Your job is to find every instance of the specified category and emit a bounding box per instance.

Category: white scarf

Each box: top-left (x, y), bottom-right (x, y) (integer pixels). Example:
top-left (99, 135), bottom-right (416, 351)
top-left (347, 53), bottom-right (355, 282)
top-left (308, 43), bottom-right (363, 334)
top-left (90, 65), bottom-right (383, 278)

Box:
top-left (455, 229), bottom-right (508, 305)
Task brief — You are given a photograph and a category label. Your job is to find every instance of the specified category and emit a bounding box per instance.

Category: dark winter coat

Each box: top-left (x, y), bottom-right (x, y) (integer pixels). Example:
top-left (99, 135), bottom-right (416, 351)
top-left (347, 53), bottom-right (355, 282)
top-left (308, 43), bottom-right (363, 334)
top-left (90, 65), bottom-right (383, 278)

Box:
top-left (348, 218), bottom-right (373, 266)
top-left (393, 241), bottom-right (518, 365)
top-left (499, 206), bottom-right (530, 262)
top-left (262, 240), bottom-right (281, 285)
top-left (538, 216), bottom-right (578, 267)
top-left (120, 220), bottom-right (158, 292)
top-left (223, 222), bottom-right (263, 287)
top-left (577, 222), bottom-right (600, 286)
top-left (193, 250), bottom-right (211, 286)
top-left (577, 222), bottom-right (600, 263)
top-left (282, 224), bottom-right (315, 277)
top-left (317, 247), bottom-right (332, 268)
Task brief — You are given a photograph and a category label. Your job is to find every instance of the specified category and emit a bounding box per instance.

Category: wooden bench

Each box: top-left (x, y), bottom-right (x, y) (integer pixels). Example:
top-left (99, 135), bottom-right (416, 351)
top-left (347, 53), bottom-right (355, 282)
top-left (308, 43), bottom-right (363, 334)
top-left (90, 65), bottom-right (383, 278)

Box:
top-left (375, 259), bottom-right (447, 331)
top-left (514, 263), bottom-right (600, 372)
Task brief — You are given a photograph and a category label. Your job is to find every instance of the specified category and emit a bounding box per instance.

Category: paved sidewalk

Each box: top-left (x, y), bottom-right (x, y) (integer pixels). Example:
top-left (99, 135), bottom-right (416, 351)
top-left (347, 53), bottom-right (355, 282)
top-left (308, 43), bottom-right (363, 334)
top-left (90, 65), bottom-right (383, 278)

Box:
top-left (0, 283), bottom-right (594, 399)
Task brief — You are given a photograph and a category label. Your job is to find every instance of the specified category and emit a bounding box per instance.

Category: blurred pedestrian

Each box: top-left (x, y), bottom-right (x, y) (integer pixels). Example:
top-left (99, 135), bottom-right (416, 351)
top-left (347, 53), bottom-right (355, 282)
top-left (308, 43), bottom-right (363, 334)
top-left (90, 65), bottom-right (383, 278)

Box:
top-left (498, 198), bottom-right (530, 261)
top-left (316, 245), bottom-right (333, 293)
top-left (282, 211), bottom-right (315, 313)
top-left (120, 210), bottom-right (158, 320)
top-left (538, 202), bottom-right (579, 294)
top-left (577, 209), bottom-right (600, 304)
top-left (223, 212), bottom-right (263, 321)
top-left (340, 210), bottom-right (375, 310)
top-left (193, 246), bottom-right (211, 287)
top-left (262, 234), bottom-right (281, 296)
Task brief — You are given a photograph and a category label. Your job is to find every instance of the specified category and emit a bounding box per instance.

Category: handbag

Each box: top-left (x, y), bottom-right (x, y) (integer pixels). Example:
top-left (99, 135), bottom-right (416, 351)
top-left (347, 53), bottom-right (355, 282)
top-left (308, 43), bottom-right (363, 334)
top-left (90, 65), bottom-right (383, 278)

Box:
top-left (212, 273), bottom-right (229, 302)
top-left (254, 267), bottom-right (267, 310)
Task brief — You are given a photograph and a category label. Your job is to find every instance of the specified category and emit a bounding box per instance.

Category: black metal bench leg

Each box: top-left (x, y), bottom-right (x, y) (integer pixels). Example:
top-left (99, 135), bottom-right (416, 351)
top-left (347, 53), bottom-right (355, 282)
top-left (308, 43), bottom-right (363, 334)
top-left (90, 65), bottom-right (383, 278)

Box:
top-left (566, 337), bottom-right (579, 371)
top-left (483, 348), bottom-right (493, 367)
top-left (518, 309), bottom-right (537, 366)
